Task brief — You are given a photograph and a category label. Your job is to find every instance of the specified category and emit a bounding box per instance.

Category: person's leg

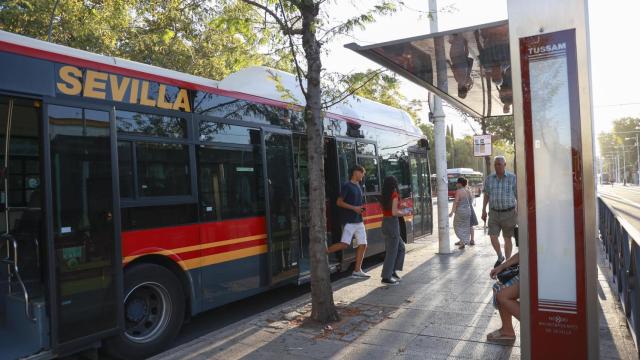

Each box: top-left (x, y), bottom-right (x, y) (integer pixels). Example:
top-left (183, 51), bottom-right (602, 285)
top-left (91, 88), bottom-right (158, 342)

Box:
top-left (329, 223), bottom-right (354, 254)
top-left (504, 236), bottom-right (513, 259)
top-left (394, 237), bottom-right (406, 272)
top-left (381, 219), bottom-right (398, 279)
top-left (497, 304), bottom-right (515, 336)
top-left (499, 282), bottom-right (521, 321)
top-left (488, 212), bottom-right (503, 259)
top-left (490, 235), bottom-right (502, 257)
top-left (327, 242), bottom-right (348, 253)
top-left (355, 244), bottom-right (367, 272)
top-left (353, 223), bottom-right (368, 273)
top-left (470, 226), bottom-right (475, 245)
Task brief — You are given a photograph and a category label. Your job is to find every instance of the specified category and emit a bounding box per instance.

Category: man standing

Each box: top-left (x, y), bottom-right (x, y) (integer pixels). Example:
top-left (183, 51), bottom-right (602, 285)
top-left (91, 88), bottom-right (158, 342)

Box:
top-left (481, 156), bottom-right (517, 268)
top-left (327, 165), bottom-right (370, 278)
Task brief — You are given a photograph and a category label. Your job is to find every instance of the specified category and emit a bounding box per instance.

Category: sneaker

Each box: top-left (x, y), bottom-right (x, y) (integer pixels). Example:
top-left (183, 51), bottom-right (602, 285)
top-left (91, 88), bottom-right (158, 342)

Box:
top-left (352, 270), bottom-right (371, 278)
top-left (392, 272), bottom-right (401, 281)
top-left (381, 278), bottom-right (399, 286)
top-left (494, 256), bottom-right (505, 268)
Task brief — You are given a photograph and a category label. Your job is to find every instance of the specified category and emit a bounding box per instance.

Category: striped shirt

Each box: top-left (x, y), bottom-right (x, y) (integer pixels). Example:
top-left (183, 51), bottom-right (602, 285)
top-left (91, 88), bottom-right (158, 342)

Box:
top-left (484, 171), bottom-right (517, 210)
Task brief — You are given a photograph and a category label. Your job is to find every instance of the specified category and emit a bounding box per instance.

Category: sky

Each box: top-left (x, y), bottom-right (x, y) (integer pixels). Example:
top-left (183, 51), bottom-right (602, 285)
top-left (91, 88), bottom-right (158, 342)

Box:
top-left (320, 0), bottom-right (640, 150)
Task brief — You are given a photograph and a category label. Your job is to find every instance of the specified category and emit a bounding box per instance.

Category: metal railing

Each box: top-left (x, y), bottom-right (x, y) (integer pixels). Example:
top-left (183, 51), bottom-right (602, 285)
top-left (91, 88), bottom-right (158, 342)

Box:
top-left (1, 234), bottom-right (34, 321)
top-left (598, 196), bottom-right (640, 353)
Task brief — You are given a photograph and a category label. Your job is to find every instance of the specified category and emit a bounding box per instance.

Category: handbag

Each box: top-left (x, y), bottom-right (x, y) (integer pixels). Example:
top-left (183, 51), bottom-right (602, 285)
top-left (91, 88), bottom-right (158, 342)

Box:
top-left (497, 265), bottom-right (520, 283)
top-left (467, 191), bottom-right (479, 226)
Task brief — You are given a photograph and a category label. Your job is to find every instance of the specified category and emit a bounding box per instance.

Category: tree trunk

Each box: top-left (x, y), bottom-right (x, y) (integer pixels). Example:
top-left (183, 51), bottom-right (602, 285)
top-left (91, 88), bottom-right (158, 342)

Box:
top-left (299, 1), bottom-right (339, 323)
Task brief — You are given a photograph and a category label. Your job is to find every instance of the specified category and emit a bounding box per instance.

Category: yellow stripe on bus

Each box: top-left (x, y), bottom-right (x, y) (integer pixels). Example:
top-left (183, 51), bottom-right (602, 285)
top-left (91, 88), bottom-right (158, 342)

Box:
top-left (181, 244), bottom-right (269, 270)
top-left (365, 221), bottom-right (382, 230)
top-left (363, 214), bottom-right (383, 220)
top-left (123, 234), bottom-right (268, 263)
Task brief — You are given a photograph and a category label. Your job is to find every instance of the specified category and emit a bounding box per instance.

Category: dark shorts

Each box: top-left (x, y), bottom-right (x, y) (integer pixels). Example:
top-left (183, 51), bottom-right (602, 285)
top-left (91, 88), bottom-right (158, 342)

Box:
top-left (488, 208), bottom-right (517, 238)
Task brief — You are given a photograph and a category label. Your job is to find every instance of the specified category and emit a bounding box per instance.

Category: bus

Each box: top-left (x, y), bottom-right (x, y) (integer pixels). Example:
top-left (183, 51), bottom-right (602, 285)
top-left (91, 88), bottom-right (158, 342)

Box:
top-left (0, 31), bottom-right (432, 359)
top-left (447, 168), bottom-right (484, 198)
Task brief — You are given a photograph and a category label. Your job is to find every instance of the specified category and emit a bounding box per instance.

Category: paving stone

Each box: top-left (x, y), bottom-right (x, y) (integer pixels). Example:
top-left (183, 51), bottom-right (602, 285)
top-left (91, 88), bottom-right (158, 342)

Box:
top-left (153, 229), bottom-right (636, 360)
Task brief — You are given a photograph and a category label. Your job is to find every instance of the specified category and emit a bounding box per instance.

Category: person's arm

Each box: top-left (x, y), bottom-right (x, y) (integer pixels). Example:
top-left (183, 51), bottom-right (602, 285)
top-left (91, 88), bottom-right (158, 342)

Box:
top-left (449, 189), bottom-right (460, 217)
top-left (337, 197), bottom-right (362, 214)
top-left (481, 192), bottom-right (489, 221)
top-left (490, 253), bottom-right (520, 279)
top-left (391, 194), bottom-right (407, 217)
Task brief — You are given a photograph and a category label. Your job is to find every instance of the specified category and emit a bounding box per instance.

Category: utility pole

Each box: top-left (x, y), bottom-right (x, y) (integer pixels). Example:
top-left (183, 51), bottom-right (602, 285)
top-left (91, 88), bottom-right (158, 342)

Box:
top-left (429, 0), bottom-right (450, 254)
top-left (636, 134), bottom-right (640, 184)
top-left (622, 142), bottom-right (627, 185)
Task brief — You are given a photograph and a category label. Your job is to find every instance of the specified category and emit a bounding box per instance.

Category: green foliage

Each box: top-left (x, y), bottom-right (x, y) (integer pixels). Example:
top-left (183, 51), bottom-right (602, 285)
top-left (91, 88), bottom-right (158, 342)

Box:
top-left (0, 0), bottom-right (292, 80)
top-left (485, 115), bottom-right (514, 143)
top-left (598, 117), bottom-right (640, 181)
top-left (338, 69), bottom-right (423, 122)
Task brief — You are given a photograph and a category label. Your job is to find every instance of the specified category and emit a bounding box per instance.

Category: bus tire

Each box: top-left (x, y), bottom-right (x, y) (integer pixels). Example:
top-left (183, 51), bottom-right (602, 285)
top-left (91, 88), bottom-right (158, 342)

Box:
top-left (105, 263), bottom-right (185, 359)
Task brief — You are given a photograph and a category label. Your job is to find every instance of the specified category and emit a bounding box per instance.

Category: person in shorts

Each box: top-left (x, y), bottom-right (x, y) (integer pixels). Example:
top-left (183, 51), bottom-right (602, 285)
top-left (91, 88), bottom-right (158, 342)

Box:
top-left (327, 165), bottom-right (370, 278)
top-left (487, 253), bottom-right (520, 343)
top-left (481, 156), bottom-right (517, 268)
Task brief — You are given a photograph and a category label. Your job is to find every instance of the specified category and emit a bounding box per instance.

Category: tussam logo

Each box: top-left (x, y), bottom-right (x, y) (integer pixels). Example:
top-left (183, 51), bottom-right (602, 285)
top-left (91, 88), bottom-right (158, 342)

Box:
top-left (528, 42), bottom-right (567, 55)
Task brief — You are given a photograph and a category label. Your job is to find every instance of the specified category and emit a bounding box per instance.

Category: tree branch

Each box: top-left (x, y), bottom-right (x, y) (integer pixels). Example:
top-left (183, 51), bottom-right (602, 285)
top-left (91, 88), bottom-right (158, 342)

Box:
top-left (278, 0), bottom-right (307, 98)
top-left (321, 68), bottom-right (385, 109)
top-left (241, 0), bottom-right (303, 35)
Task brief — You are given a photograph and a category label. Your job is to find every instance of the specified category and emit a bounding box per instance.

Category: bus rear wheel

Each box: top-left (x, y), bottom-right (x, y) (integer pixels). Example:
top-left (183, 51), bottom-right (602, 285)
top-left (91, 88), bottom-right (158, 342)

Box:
top-left (105, 264), bottom-right (185, 359)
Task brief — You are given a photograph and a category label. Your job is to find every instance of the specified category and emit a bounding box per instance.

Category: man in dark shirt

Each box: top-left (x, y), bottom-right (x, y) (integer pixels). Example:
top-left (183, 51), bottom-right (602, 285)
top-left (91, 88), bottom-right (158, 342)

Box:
top-left (327, 165), bottom-right (370, 278)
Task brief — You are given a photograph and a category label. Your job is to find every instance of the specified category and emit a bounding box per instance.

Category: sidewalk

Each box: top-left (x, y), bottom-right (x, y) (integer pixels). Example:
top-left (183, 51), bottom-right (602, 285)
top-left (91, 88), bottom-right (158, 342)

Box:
top-left (153, 228), bottom-right (636, 360)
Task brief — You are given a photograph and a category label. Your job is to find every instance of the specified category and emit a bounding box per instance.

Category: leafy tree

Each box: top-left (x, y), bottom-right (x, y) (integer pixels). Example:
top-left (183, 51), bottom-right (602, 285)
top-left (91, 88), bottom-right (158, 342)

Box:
top-left (339, 69), bottom-right (423, 121)
top-left (598, 117), bottom-right (640, 182)
top-left (0, 0), bottom-right (290, 79)
top-left (241, 0), bottom-right (399, 323)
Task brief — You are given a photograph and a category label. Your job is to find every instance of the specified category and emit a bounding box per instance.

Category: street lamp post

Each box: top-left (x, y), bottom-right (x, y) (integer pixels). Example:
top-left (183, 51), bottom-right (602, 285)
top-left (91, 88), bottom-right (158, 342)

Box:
top-left (625, 136), bottom-right (640, 185)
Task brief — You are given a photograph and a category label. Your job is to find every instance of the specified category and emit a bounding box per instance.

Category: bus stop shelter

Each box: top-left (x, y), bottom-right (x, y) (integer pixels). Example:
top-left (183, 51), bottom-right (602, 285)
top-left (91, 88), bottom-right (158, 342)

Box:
top-left (346, 2), bottom-right (599, 357)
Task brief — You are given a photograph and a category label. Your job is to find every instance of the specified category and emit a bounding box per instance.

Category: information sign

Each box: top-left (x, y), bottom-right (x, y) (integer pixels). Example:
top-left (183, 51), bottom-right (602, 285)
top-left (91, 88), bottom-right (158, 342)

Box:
top-left (473, 134), bottom-right (492, 157)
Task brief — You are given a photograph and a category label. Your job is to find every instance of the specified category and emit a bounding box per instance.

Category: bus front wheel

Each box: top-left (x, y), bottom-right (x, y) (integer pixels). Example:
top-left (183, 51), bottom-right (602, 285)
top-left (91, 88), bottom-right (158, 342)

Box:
top-left (105, 263), bottom-right (185, 359)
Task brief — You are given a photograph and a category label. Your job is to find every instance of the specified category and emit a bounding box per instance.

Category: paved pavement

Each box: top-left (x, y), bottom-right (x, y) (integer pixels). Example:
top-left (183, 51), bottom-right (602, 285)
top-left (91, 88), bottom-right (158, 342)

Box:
top-left (152, 220), bottom-right (638, 359)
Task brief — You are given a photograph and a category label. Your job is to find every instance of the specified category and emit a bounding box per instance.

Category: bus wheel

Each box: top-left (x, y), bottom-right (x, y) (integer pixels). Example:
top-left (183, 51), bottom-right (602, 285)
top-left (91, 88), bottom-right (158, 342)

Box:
top-left (105, 264), bottom-right (185, 359)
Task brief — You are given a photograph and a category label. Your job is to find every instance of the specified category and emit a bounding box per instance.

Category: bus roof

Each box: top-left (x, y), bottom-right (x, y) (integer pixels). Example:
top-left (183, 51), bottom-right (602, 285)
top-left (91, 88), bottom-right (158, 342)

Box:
top-left (447, 168), bottom-right (476, 174)
top-left (0, 30), bottom-right (423, 136)
top-left (219, 66), bottom-right (422, 136)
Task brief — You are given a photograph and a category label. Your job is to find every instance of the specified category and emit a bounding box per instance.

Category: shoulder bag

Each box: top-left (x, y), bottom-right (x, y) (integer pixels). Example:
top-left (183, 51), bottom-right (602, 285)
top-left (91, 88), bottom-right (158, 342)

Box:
top-left (467, 190), bottom-right (479, 226)
top-left (497, 265), bottom-right (520, 283)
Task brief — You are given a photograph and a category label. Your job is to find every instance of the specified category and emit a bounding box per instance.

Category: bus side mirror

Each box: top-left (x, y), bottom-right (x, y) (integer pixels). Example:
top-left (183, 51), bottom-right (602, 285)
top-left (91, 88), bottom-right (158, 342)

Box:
top-left (418, 139), bottom-right (429, 150)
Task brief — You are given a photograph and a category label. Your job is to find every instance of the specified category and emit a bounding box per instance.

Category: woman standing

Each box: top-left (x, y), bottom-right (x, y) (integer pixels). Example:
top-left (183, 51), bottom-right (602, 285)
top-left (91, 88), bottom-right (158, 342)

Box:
top-left (449, 177), bottom-right (473, 249)
top-left (380, 176), bottom-right (410, 285)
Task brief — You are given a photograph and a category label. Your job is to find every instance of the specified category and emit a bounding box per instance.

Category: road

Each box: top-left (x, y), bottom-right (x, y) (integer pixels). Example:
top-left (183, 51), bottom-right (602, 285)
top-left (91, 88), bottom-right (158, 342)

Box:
top-left (598, 184), bottom-right (640, 232)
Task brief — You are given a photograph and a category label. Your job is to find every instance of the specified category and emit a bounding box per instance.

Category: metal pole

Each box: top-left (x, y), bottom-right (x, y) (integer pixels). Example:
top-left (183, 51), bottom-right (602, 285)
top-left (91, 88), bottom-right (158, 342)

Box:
top-left (622, 142), bottom-right (627, 185)
top-left (636, 134), bottom-right (639, 184)
top-left (429, 0), bottom-right (451, 254)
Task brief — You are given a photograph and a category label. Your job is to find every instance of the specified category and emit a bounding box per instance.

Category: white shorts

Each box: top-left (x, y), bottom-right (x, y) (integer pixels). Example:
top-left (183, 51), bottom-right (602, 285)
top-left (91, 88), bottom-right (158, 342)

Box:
top-left (340, 222), bottom-right (367, 246)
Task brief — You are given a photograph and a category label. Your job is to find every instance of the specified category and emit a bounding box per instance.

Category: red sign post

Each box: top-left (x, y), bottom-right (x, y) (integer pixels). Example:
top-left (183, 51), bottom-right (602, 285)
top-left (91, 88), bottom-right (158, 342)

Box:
top-left (520, 29), bottom-right (587, 359)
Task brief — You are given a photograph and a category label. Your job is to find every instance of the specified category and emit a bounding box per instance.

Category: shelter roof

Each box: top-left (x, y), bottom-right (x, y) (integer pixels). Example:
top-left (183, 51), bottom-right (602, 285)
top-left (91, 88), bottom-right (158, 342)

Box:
top-left (346, 20), bottom-right (511, 118)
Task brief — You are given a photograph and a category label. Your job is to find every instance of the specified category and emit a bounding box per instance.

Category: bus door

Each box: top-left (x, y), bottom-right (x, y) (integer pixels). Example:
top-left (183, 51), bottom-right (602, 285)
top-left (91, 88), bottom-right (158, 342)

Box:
top-left (0, 96), bottom-right (49, 359)
top-left (409, 151), bottom-right (433, 238)
top-left (45, 103), bottom-right (123, 351)
top-left (262, 129), bottom-right (300, 285)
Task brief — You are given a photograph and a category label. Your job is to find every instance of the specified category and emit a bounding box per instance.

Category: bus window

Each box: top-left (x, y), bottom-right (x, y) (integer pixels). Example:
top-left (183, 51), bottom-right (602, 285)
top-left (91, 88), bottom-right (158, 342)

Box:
top-left (359, 157), bottom-right (380, 193)
top-left (118, 141), bottom-right (134, 198)
top-left (337, 141), bottom-right (356, 184)
top-left (136, 143), bottom-right (190, 197)
top-left (356, 142), bottom-right (376, 156)
top-left (116, 110), bottom-right (186, 138)
top-left (197, 146), bottom-right (264, 221)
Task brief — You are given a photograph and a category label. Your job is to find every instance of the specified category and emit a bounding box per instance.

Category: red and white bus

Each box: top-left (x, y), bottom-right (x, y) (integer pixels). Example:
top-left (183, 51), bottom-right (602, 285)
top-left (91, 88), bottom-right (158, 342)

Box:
top-left (0, 31), bottom-right (432, 359)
